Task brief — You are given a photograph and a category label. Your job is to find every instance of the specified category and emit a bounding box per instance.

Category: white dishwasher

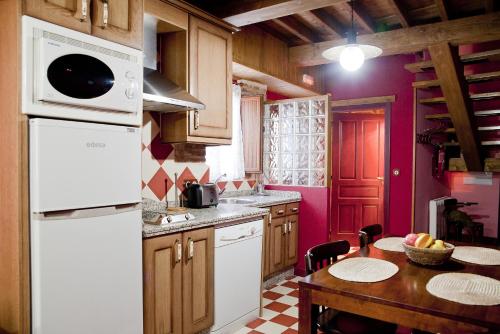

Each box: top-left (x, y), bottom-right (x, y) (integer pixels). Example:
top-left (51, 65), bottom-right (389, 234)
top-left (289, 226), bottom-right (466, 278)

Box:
top-left (211, 219), bottom-right (263, 334)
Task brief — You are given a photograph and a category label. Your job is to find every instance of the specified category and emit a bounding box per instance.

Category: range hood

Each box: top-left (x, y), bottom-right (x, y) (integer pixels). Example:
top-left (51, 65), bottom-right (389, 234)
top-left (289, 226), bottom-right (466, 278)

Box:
top-left (142, 14), bottom-right (205, 113)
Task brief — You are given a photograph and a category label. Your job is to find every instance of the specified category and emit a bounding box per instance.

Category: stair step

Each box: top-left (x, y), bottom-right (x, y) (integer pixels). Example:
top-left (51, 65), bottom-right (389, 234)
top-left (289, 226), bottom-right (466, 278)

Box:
top-left (419, 92), bottom-right (500, 104)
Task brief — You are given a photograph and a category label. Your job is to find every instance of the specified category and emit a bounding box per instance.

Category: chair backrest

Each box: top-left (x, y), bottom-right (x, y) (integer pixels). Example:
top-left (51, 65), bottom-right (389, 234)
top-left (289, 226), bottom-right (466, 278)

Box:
top-left (359, 224), bottom-right (383, 248)
top-left (305, 240), bottom-right (350, 275)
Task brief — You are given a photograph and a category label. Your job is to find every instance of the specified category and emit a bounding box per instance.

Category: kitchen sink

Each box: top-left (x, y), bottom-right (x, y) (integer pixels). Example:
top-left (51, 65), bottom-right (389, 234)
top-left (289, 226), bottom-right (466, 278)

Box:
top-left (219, 198), bottom-right (257, 205)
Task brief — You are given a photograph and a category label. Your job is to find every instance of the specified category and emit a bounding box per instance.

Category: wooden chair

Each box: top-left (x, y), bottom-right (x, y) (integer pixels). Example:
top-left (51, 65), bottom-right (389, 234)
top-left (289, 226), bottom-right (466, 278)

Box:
top-left (305, 240), bottom-right (398, 334)
top-left (359, 224), bottom-right (383, 248)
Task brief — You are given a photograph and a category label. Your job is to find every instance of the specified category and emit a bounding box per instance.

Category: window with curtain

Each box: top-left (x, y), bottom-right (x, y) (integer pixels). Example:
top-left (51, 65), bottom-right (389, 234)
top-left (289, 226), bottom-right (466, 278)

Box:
top-left (263, 96), bottom-right (330, 187)
top-left (205, 84), bottom-right (245, 181)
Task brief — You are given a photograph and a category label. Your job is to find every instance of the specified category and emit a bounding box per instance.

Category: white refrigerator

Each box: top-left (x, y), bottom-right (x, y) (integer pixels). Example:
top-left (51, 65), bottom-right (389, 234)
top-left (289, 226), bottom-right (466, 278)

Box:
top-left (30, 118), bottom-right (143, 334)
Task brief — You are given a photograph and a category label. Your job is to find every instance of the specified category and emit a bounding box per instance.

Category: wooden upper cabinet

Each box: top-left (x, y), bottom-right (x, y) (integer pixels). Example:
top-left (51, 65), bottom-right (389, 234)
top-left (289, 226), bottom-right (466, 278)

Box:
top-left (143, 233), bottom-right (183, 334)
top-left (24, 0), bottom-right (92, 33)
top-left (91, 0), bottom-right (144, 50)
top-left (241, 96), bottom-right (264, 173)
top-left (188, 15), bottom-right (232, 140)
top-left (182, 227), bottom-right (214, 334)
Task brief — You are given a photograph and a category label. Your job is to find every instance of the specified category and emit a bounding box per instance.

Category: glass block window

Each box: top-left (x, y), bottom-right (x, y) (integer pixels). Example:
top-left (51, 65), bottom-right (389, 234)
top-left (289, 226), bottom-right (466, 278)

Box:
top-left (264, 97), bottom-right (328, 187)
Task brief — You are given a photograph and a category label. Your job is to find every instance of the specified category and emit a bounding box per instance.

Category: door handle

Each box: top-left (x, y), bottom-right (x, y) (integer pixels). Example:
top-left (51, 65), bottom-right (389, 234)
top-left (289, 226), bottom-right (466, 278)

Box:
top-left (376, 177), bottom-right (384, 181)
top-left (187, 238), bottom-right (194, 260)
top-left (174, 240), bottom-right (182, 263)
top-left (102, 0), bottom-right (109, 28)
top-left (80, 0), bottom-right (87, 21)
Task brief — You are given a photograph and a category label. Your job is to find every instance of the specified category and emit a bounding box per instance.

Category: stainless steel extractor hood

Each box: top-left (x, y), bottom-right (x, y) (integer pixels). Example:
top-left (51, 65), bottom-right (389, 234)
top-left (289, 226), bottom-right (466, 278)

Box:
top-left (142, 14), bottom-right (205, 113)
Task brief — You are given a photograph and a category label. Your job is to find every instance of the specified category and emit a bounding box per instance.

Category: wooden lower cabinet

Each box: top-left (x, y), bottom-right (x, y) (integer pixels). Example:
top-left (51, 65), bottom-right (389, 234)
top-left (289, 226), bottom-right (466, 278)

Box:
top-left (143, 227), bottom-right (214, 334)
top-left (264, 202), bottom-right (300, 278)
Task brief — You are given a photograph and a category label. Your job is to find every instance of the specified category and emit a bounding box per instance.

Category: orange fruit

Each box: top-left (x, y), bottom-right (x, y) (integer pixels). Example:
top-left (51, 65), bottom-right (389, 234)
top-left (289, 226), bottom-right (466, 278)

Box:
top-left (415, 234), bottom-right (433, 248)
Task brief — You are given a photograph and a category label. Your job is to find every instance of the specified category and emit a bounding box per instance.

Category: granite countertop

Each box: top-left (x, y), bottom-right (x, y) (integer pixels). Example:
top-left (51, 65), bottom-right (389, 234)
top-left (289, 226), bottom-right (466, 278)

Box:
top-left (142, 190), bottom-right (301, 238)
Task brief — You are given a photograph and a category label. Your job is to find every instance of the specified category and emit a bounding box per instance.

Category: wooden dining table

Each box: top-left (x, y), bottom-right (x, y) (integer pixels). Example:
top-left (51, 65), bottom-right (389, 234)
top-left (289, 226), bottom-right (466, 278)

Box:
top-left (298, 244), bottom-right (500, 334)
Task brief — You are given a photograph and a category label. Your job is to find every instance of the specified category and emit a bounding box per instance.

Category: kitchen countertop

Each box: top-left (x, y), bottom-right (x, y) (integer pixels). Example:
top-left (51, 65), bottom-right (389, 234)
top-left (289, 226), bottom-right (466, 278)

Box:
top-left (142, 190), bottom-right (301, 238)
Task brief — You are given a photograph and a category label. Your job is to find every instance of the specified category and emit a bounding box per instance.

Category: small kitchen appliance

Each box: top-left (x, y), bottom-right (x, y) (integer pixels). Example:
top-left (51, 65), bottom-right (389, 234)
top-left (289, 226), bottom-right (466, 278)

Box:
top-left (186, 183), bottom-right (219, 208)
top-left (22, 16), bottom-right (143, 125)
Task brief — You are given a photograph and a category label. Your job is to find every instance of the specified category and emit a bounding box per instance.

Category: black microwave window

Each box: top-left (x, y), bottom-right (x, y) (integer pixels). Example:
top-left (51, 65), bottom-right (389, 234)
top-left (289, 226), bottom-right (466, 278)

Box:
top-left (47, 54), bottom-right (115, 99)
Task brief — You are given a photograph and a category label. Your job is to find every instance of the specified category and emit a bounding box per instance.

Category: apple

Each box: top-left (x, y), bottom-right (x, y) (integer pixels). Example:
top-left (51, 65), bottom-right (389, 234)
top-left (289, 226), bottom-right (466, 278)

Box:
top-left (404, 233), bottom-right (419, 246)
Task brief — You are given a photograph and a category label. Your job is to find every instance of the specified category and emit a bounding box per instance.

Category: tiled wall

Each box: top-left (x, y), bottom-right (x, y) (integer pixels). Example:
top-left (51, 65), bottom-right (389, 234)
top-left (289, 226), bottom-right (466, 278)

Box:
top-left (142, 112), bottom-right (256, 201)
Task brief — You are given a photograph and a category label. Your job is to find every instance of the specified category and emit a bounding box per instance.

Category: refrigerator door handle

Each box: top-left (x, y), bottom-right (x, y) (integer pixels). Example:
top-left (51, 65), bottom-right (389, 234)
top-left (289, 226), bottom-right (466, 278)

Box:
top-left (34, 203), bottom-right (141, 221)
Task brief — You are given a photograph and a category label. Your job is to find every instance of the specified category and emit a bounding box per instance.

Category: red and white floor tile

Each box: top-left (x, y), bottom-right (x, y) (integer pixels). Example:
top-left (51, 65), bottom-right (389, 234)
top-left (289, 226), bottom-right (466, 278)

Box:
top-left (235, 276), bottom-right (301, 334)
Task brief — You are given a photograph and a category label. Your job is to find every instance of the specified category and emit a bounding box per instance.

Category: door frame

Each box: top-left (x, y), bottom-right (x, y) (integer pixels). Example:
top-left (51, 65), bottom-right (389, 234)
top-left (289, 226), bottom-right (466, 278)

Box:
top-left (329, 102), bottom-right (392, 240)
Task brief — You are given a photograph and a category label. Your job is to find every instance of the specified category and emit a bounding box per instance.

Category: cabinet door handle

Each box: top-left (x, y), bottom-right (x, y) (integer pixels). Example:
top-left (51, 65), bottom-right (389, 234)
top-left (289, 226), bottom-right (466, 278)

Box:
top-left (102, 0), bottom-right (109, 28)
top-left (81, 0), bottom-right (87, 21)
top-left (268, 214), bottom-right (272, 226)
top-left (288, 222), bottom-right (292, 233)
top-left (194, 110), bottom-right (200, 130)
top-left (282, 223), bottom-right (287, 235)
top-left (174, 240), bottom-right (182, 263)
top-left (187, 238), bottom-right (194, 260)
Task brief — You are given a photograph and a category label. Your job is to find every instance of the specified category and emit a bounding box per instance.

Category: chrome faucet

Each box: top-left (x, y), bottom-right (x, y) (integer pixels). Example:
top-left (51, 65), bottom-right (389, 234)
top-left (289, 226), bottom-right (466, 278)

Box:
top-left (214, 173), bottom-right (227, 196)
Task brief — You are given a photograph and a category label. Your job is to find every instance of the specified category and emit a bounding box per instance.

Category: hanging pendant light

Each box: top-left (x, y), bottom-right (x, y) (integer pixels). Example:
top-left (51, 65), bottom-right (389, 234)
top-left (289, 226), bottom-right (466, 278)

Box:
top-left (322, 0), bottom-right (382, 71)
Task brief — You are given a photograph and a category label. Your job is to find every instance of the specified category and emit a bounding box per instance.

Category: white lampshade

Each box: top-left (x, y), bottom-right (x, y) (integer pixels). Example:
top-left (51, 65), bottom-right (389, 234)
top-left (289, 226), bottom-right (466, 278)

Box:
top-left (322, 44), bottom-right (383, 71)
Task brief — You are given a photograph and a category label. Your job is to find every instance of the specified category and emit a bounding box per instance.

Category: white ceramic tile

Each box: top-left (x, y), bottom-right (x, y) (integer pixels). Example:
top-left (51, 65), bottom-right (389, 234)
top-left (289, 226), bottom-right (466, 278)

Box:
top-left (142, 185), bottom-right (159, 201)
top-left (291, 322), bottom-right (298, 330)
top-left (283, 306), bottom-right (299, 318)
top-left (262, 298), bottom-right (273, 306)
top-left (270, 285), bottom-right (294, 295)
top-left (142, 112), bottom-right (160, 145)
top-left (233, 326), bottom-right (252, 334)
top-left (276, 295), bottom-right (298, 306)
top-left (142, 149), bottom-right (161, 183)
top-left (260, 308), bottom-right (279, 320)
top-left (254, 321), bottom-right (288, 334)
top-left (290, 276), bottom-right (302, 283)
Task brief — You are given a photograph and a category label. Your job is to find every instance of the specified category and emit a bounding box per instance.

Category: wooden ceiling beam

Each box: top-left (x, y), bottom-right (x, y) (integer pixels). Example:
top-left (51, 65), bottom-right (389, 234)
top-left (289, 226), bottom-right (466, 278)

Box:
top-left (289, 12), bottom-right (500, 66)
top-left (387, 0), bottom-right (411, 27)
top-left (343, 1), bottom-right (377, 33)
top-left (428, 43), bottom-right (482, 171)
top-left (220, 0), bottom-right (345, 27)
top-left (272, 16), bottom-right (318, 44)
top-left (435, 0), bottom-right (449, 21)
top-left (304, 9), bottom-right (345, 39)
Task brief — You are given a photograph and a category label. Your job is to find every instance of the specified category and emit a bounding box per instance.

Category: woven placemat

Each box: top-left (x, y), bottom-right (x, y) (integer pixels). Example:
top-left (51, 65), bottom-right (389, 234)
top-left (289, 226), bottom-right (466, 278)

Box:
top-left (426, 273), bottom-right (500, 306)
top-left (328, 258), bottom-right (399, 283)
top-left (451, 246), bottom-right (500, 266)
top-left (374, 237), bottom-right (405, 252)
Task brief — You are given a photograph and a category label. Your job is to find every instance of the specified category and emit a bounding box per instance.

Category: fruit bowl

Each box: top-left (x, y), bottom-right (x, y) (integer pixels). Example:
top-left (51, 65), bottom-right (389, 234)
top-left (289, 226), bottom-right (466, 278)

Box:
top-left (402, 242), bottom-right (455, 266)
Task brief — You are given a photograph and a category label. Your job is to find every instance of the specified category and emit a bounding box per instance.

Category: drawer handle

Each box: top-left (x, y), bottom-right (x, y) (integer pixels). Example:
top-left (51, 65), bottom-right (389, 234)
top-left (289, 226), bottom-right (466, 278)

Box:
top-left (174, 240), bottom-right (182, 263)
top-left (102, 0), bottom-right (109, 28)
top-left (194, 110), bottom-right (200, 130)
top-left (187, 238), bottom-right (194, 260)
top-left (277, 209), bottom-right (285, 215)
top-left (80, 0), bottom-right (87, 21)
top-left (291, 207), bottom-right (298, 212)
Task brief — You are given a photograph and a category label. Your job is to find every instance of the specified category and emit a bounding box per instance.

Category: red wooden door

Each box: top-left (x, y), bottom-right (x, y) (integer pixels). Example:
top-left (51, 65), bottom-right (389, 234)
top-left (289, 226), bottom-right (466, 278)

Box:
top-left (331, 113), bottom-right (385, 245)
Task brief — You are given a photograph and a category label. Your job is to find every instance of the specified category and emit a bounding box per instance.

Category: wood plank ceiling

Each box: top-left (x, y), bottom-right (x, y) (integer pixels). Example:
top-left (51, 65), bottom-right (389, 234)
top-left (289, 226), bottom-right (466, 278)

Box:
top-left (185, 0), bottom-right (494, 47)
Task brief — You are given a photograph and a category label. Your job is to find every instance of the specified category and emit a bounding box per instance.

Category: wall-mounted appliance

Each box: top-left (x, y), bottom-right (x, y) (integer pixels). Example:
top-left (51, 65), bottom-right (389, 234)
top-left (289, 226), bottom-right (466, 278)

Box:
top-left (22, 16), bottom-right (143, 126)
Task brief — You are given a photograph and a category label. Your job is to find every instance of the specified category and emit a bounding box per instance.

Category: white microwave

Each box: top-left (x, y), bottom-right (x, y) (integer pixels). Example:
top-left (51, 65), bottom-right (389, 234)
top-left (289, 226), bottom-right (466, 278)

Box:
top-left (22, 16), bottom-right (143, 126)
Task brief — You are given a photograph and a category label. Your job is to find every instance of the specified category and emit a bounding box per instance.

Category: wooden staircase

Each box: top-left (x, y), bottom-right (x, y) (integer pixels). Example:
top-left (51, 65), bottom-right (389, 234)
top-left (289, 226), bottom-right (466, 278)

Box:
top-left (408, 46), bottom-right (500, 172)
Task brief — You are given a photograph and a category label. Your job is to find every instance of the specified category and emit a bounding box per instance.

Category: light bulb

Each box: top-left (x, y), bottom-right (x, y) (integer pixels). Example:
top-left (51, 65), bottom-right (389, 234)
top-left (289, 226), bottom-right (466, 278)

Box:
top-left (339, 45), bottom-right (365, 71)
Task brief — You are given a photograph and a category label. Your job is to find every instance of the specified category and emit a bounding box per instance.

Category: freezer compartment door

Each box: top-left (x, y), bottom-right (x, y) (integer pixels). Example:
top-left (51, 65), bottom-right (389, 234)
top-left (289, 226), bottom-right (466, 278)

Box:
top-left (31, 207), bottom-right (143, 334)
top-left (30, 118), bottom-right (141, 212)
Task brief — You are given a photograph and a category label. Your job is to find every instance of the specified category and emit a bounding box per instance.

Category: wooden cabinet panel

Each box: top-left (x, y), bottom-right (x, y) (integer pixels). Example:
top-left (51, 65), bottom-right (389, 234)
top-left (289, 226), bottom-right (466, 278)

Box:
top-left (269, 217), bottom-right (286, 273)
top-left (241, 96), bottom-right (263, 173)
top-left (271, 205), bottom-right (286, 218)
top-left (143, 233), bottom-right (183, 334)
top-left (285, 214), bottom-right (299, 266)
top-left (286, 202), bottom-right (300, 215)
top-left (24, 0), bottom-right (91, 33)
top-left (182, 227), bottom-right (214, 334)
top-left (189, 16), bottom-right (232, 139)
top-left (91, 0), bottom-right (143, 49)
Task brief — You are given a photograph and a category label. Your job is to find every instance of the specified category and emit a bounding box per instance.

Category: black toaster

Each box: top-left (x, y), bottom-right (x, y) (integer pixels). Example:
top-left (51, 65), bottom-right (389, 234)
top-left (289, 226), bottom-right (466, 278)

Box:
top-left (186, 183), bottom-right (219, 208)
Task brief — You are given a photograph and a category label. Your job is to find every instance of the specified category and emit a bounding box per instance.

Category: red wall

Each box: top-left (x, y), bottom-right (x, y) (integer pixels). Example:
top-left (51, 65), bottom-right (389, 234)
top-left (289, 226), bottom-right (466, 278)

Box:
top-left (324, 55), bottom-right (416, 236)
top-left (266, 185), bottom-right (330, 276)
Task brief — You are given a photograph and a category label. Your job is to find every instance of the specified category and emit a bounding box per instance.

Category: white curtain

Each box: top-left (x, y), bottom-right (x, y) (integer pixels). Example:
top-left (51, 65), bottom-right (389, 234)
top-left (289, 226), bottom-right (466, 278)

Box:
top-left (206, 84), bottom-right (245, 181)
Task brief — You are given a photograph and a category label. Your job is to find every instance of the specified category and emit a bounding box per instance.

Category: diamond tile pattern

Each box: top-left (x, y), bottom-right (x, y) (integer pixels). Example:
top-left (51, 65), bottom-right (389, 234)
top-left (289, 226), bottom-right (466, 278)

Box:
top-left (142, 112), bottom-right (257, 201)
top-left (263, 99), bottom-right (327, 187)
